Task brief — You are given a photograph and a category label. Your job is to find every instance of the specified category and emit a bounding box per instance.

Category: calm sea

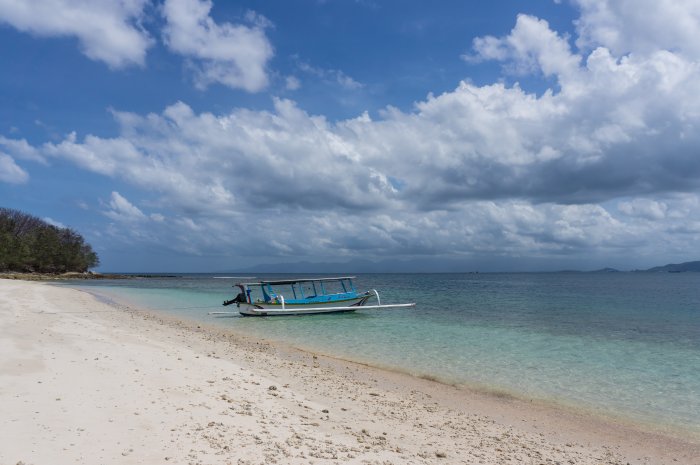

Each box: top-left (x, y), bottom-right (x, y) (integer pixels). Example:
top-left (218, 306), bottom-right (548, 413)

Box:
top-left (64, 272), bottom-right (700, 436)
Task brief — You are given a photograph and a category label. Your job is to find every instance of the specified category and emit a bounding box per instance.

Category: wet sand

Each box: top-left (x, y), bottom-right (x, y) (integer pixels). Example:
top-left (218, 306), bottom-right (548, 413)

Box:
top-left (1, 279), bottom-right (698, 464)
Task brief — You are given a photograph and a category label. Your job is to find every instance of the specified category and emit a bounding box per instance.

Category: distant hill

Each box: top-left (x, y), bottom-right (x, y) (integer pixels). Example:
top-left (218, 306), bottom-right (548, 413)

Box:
top-left (229, 259), bottom-right (700, 274)
top-left (232, 261), bottom-right (626, 274)
top-left (644, 261), bottom-right (700, 273)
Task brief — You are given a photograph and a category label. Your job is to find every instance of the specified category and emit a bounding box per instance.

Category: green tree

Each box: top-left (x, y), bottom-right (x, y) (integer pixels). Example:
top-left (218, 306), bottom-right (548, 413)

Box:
top-left (0, 207), bottom-right (100, 273)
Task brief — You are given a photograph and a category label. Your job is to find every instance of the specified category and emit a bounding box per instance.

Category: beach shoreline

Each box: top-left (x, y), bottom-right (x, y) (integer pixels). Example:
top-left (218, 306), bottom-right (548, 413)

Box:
top-left (0, 271), bottom-right (178, 281)
top-left (1, 280), bottom-right (698, 464)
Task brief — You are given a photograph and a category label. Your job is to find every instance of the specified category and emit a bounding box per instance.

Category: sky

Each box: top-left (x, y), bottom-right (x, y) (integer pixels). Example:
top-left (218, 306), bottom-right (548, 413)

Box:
top-left (1, 0), bottom-right (700, 272)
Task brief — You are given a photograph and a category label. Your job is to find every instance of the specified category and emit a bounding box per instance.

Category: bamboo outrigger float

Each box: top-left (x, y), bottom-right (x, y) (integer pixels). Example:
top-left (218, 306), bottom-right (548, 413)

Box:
top-left (210, 276), bottom-right (415, 316)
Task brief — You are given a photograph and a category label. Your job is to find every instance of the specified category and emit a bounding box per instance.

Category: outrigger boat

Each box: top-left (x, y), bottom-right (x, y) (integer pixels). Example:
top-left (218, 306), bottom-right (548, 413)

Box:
top-left (210, 276), bottom-right (415, 317)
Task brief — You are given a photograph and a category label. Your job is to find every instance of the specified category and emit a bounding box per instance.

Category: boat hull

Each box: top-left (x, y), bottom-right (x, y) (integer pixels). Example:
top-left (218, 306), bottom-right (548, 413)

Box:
top-left (237, 295), bottom-right (371, 316)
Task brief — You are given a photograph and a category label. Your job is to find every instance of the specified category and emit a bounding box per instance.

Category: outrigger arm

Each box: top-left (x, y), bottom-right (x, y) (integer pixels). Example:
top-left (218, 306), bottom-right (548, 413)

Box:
top-left (209, 302), bottom-right (415, 315)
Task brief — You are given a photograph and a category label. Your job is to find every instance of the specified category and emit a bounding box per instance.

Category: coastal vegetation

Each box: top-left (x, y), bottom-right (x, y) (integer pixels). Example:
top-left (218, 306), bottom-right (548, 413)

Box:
top-left (0, 207), bottom-right (99, 273)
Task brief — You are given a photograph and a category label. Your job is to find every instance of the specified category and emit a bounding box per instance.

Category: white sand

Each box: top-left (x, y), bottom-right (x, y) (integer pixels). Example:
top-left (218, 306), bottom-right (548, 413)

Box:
top-left (1, 280), bottom-right (698, 464)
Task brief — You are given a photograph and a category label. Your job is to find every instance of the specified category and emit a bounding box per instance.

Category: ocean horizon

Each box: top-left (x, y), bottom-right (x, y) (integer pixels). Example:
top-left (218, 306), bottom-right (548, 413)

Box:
top-left (63, 272), bottom-right (700, 438)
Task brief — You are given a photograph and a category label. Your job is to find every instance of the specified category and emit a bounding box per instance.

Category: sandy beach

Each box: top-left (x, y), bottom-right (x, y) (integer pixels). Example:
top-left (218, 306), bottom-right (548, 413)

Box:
top-left (1, 280), bottom-right (698, 465)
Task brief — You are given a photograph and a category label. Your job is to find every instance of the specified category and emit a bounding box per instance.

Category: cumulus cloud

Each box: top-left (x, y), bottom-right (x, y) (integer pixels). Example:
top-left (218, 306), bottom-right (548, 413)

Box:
top-left (0, 0), bottom-right (152, 68)
top-left (59, 99), bottom-right (401, 212)
top-left (466, 14), bottom-right (581, 83)
top-left (0, 153), bottom-right (28, 184)
top-left (573, 0), bottom-right (700, 59)
top-left (104, 191), bottom-right (147, 222)
top-left (0, 136), bottom-right (46, 163)
top-left (618, 198), bottom-right (667, 220)
top-left (161, 0), bottom-right (273, 91)
top-left (6, 1), bottom-right (700, 265)
top-left (23, 77), bottom-right (699, 262)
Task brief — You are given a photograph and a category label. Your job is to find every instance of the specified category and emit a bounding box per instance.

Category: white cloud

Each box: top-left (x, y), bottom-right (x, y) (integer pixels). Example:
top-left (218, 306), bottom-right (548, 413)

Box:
top-left (0, 153), bottom-right (28, 184)
top-left (336, 72), bottom-right (363, 90)
top-left (618, 198), bottom-right (667, 220)
top-left (573, 0), bottom-right (700, 59)
top-left (0, 136), bottom-right (46, 163)
top-left (0, 0), bottom-right (152, 68)
top-left (285, 76), bottom-right (301, 91)
top-left (161, 0), bottom-right (273, 91)
top-left (42, 131), bottom-right (144, 176)
top-left (104, 191), bottom-right (146, 222)
top-left (24, 71), bottom-right (700, 262)
top-left (43, 217), bottom-right (66, 228)
top-left (6, 2), bottom-right (700, 266)
top-left (467, 14), bottom-right (581, 84)
top-left (296, 60), bottom-right (363, 90)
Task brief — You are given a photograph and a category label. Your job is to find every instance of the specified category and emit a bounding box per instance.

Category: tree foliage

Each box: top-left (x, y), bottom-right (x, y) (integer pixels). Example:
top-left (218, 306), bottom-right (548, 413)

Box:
top-left (0, 207), bottom-right (100, 273)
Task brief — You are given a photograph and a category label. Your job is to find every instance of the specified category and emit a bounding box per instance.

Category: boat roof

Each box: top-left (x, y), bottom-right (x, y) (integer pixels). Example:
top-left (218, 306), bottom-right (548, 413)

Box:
top-left (239, 276), bottom-right (356, 286)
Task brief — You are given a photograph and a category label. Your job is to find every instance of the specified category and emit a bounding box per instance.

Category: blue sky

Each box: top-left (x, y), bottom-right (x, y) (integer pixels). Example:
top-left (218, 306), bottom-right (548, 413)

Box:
top-left (1, 0), bottom-right (700, 272)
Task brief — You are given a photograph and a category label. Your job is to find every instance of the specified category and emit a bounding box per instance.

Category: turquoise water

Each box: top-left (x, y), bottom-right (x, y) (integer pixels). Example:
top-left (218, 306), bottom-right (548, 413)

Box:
top-left (66, 272), bottom-right (700, 435)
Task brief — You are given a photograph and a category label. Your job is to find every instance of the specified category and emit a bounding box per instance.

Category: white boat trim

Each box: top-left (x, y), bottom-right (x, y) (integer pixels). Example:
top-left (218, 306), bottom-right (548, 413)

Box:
top-left (210, 302), bottom-right (416, 316)
top-left (239, 295), bottom-right (370, 310)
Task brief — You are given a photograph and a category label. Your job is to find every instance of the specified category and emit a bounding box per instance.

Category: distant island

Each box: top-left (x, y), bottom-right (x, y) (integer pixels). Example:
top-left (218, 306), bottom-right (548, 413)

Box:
top-left (229, 259), bottom-right (700, 274)
top-left (0, 207), bottom-right (99, 274)
top-left (642, 261), bottom-right (700, 273)
top-left (592, 261), bottom-right (700, 273)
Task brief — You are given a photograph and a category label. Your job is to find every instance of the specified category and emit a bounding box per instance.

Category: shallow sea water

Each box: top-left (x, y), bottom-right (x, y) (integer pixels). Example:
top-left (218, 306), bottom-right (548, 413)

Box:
top-left (66, 272), bottom-right (700, 435)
